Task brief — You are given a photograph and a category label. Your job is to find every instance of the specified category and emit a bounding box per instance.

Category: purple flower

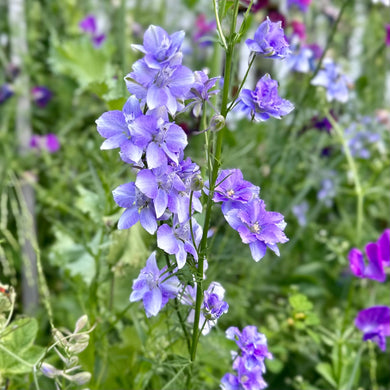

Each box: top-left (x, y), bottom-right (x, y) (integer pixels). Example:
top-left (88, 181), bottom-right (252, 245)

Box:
top-left (130, 252), bottom-right (180, 317)
top-left (236, 74), bottom-right (294, 122)
top-left (355, 306), bottom-right (390, 351)
top-left (292, 201), bottom-right (309, 227)
top-left (345, 122), bottom-right (381, 159)
top-left (378, 229), bottom-right (390, 266)
top-left (246, 17), bottom-right (291, 59)
top-left (287, 0), bottom-right (312, 12)
top-left (0, 84), bottom-right (14, 104)
top-left (348, 244), bottom-right (386, 282)
top-left (96, 95), bottom-right (143, 164)
top-left (290, 20), bottom-right (306, 41)
top-left (317, 175), bottom-right (336, 207)
top-left (222, 198), bottom-right (288, 261)
top-left (182, 281), bottom-right (228, 335)
top-left (186, 71), bottom-right (220, 117)
top-left (29, 134), bottom-right (60, 153)
top-left (386, 25), bottom-right (390, 46)
top-left (131, 25), bottom-right (185, 69)
top-left (226, 326), bottom-right (272, 370)
top-left (240, 0), bottom-right (269, 13)
top-left (112, 182), bottom-right (157, 234)
top-left (221, 356), bottom-right (268, 390)
top-left (79, 15), bottom-right (106, 48)
top-left (193, 15), bottom-right (216, 47)
top-left (211, 169), bottom-right (259, 204)
top-left (286, 46), bottom-right (314, 74)
top-left (157, 216), bottom-right (202, 269)
top-left (311, 59), bottom-right (349, 103)
top-left (31, 86), bottom-right (52, 108)
top-left (125, 60), bottom-right (194, 115)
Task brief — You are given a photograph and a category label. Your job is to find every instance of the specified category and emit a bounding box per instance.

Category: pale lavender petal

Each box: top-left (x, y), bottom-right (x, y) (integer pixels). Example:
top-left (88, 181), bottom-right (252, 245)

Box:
top-left (136, 170), bottom-right (158, 198)
top-left (143, 287), bottom-right (162, 317)
top-left (118, 207), bottom-right (139, 229)
top-left (157, 224), bottom-right (179, 254)
top-left (139, 207), bottom-right (157, 234)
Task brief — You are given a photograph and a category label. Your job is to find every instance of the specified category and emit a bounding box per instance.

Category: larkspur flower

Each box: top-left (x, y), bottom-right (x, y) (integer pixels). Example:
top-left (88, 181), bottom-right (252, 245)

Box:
top-left (130, 252), bottom-right (180, 318)
top-left (131, 25), bottom-right (185, 68)
top-left (222, 198), bottom-right (288, 261)
top-left (226, 326), bottom-right (272, 370)
top-left (345, 122), bottom-right (381, 159)
top-left (79, 15), bottom-right (106, 47)
top-left (378, 229), bottom-right (390, 266)
top-left (186, 70), bottom-right (220, 117)
top-left (355, 306), bottom-right (390, 351)
top-left (246, 17), bottom-right (291, 59)
top-left (112, 182), bottom-right (157, 234)
top-left (95, 95), bottom-right (143, 164)
top-left (240, 0), bottom-right (269, 13)
top-left (31, 86), bottom-right (52, 108)
top-left (292, 201), bottom-right (309, 227)
top-left (125, 60), bottom-right (195, 115)
top-left (287, 0), bottom-right (312, 12)
top-left (157, 216), bottom-right (202, 268)
top-left (236, 74), bottom-right (294, 122)
top-left (0, 84), bottom-right (13, 104)
top-left (193, 14), bottom-right (216, 47)
top-left (211, 169), bottom-right (259, 204)
top-left (29, 134), bottom-right (60, 153)
top-left (348, 243), bottom-right (386, 282)
top-left (182, 281), bottom-right (228, 335)
top-left (311, 59), bottom-right (349, 103)
top-left (286, 46), bottom-right (314, 74)
top-left (290, 20), bottom-right (306, 41)
top-left (317, 175), bottom-right (336, 207)
top-left (221, 356), bottom-right (268, 390)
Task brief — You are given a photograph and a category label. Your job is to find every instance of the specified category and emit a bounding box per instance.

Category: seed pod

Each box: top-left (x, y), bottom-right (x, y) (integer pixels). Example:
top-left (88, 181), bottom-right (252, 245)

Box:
top-left (190, 175), bottom-right (203, 191)
top-left (210, 114), bottom-right (225, 132)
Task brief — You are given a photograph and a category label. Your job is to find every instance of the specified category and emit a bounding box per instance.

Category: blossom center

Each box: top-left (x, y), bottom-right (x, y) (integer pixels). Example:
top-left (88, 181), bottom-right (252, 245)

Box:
top-left (251, 222), bottom-right (261, 234)
top-left (227, 189), bottom-right (235, 197)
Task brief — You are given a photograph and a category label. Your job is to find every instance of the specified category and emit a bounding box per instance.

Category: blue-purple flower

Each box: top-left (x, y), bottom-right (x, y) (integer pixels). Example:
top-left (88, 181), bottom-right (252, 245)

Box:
top-left (31, 86), bottom-right (52, 108)
top-left (311, 59), bottom-right (349, 103)
top-left (345, 121), bottom-right (381, 159)
top-left (292, 201), bottom-right (309, 227)
top-left (0, 84), bottom-right (13, 104)
top-left (182, 281), bottom-right (229, 335)
top-left (378, 229), bottom-right (390, 266)
top-left (193, 15), bottom-right (216, 47)
top-left (131, 25), bottom-right (185, 68)
top-left (236, 74), bottom-right (294, 122)
top-left (287, 0), bottom-right (312, 12)
top-left (222, 198), bottom-right (288, 261)
top-left (130, 252), bottom-right (180, 317)
top-left (246, 17), bottom-right (291, 59)
top-left (355, 306), bottom-right (390, 351)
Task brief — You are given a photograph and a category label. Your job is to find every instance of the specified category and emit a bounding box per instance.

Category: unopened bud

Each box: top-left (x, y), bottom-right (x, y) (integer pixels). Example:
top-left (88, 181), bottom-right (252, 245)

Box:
top-left (52, 329), bottom-right (67, 347)
top-left (40, 362), bottom-right (61, 378)
top-left (190, 175), bottom-right (203, 191)
top-left (210, 115), bottom-right (225, 132)
top-left (68, 341), bottom-right (89, 354)
top-left (74, 315), bottom-right (88, 333)
top-left (63, 371), bottom-right (92, 385)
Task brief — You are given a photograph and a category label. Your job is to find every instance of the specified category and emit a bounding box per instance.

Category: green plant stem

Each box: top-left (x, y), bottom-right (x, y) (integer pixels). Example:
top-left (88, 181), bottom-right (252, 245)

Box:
top-left (368, 341), bottom-right (378, 390)
top-left (189, 0), bottom-right (240, 366)
top-left (326, 113), bottom-right (363, 243)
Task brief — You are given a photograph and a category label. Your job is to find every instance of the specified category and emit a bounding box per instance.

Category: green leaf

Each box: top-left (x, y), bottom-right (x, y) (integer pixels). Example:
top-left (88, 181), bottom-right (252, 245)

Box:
top-left (316, 362), bottom-right (337, 388)
top-left (75, 185), bottom-right (104, 223)
top-left (289, 293), bottom-right (313, 312)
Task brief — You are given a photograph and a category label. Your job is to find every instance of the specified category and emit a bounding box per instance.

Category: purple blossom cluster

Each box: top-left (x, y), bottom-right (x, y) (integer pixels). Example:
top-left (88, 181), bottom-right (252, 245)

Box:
top-left (221, 326), bottom-right (272, 390)
top-left (79, 15), bottom-right (106, 48)
top-left (211, 169), bottom-right (288, 261)
top-left (348, 229), bottom-right (390, 351)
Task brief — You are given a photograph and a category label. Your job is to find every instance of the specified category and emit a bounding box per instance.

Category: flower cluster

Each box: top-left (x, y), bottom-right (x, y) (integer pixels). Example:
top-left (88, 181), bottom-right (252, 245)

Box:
top-left (221, 326), bottom-right (272, 390)
top-left (348, 229), bottom-right (390, 350)
top-left (79, 15), bottom-right (106, 47)
top-left (29, 133), bottom-right (60, 154)
top-left (211, 169), bottom-right (288, 261)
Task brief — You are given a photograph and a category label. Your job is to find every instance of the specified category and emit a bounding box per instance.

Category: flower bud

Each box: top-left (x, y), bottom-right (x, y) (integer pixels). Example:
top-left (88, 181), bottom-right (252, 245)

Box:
top-left (190, 175), bottom-right (203, 191)
top-left (52, 329), bottom-right (67, 347)
top-left (63, 371), bottom-right (92, 385)
top-left (40, 362), bottom-right (61, 378)
top-left (210, 115), bottom-right (225, 132)
top-left (74, 315), bottom-right (88, 333)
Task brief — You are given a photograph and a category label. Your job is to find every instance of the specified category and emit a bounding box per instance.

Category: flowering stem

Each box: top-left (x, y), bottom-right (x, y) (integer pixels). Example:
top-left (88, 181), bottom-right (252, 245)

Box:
top-left (368, 341), bottom-right (378, 390)
top-left (326, 113), bottom-right (363, 243)
top-left (189, 0), bottom-right (240, 367)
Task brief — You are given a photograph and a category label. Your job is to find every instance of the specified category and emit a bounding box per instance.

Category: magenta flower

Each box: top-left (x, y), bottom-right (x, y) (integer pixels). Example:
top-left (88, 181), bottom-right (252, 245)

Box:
top-left (290, 20), bottom-right (306, 41)
top-left (29, 134), bottom-right (60, 153)
top-left (378, 229), bottom-right (390, 266)
top-left (385, 24), bottom-right (390, 46)
top-left (355, 306), bottom-right (390, 351)
top-left (193, 14), bottom-right (216, 47)
top-left (288, 0), bottom-right (312, 12)
top-left (79, 15), bottom-right (106, 48)
top-left (240, 0), bottom-right (269, 13)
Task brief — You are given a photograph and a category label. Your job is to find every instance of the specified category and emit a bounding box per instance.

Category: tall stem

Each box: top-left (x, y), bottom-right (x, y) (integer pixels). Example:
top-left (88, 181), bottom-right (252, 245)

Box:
top-left (189, 0), bottom-right (240, 365)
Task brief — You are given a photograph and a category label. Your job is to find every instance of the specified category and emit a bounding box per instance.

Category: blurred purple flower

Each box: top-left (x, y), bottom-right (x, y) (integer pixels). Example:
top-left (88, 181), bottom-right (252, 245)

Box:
top-left (31, 86), bottom-right (52, 108)
top-left (193, 14), bottom-right (216, 47)
top-left (79, 15), bottom-right (106, 48)
top-left (386, 25), bottom-right (390, 46)
top-left (236, 74), bottom-right (294, 122)
top-left (130, 252), bottom-right (180, 318)
top-left (29, 134), bottom-right (60, 153)
top-left (311, 59), bottom-right (349, 103)
top-left (348, 244), bottom-right (386, 282)
top-left (355, 306), bottom-right (390, 351)
top-left (288, 0), bottom-right (312, 12)
top-left (286, 46), bottom-right (314, 73)
top-left (378, 229), bottom-right (390, 266)
top-left (246, 17), bottom-right (290, 59)
top-left (0, 84), bottom-right (13, 104)
top-left (240, 0), bottom-right (269, 13)
top-left (317, 176), bottom-right (336, 207)
top-left (290, 20), bottom-right (306, 41)
top-left (267, 9), bottom-right (287, 29)
top-left (345, 122), bottom-right (381, 159)
top-left (292, 201), bottom-right (309, 226)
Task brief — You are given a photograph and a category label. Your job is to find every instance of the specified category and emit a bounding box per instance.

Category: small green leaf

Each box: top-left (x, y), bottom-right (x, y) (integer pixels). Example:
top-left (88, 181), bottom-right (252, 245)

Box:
top-left (316, 362), bottom-right (337, 388)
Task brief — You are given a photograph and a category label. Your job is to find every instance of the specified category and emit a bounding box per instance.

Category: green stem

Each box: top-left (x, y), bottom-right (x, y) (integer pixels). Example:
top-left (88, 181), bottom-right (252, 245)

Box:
top-left (326, 113), bottom-right (363, 243)
top-left (368, 341), bottom-right (378, 390)
top-left (189, 0), bottom-right (240, 365)
top-left (0, 343), bottom-right (34, 368)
